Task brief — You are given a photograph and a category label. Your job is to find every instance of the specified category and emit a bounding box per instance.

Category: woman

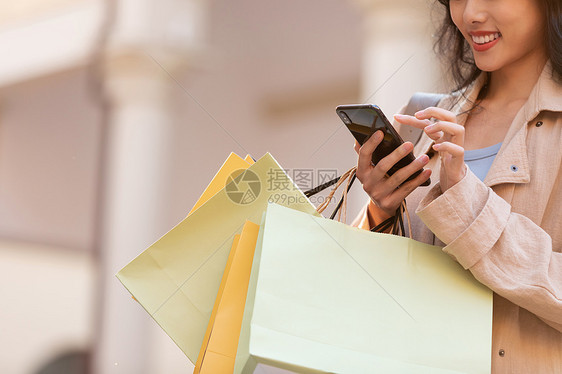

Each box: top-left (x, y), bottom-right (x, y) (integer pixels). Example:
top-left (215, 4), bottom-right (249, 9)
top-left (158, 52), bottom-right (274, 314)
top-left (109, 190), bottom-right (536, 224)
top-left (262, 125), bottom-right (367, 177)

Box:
top-left (353, 0), bottom-right (562, 372)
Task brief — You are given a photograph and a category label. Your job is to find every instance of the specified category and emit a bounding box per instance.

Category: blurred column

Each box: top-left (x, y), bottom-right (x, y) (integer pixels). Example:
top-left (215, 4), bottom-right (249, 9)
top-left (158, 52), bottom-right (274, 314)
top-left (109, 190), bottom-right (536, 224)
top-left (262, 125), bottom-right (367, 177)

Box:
top-left (93, 0), bottom-right (207, 373)
top-left (352, 0), bottom-right (443, 114)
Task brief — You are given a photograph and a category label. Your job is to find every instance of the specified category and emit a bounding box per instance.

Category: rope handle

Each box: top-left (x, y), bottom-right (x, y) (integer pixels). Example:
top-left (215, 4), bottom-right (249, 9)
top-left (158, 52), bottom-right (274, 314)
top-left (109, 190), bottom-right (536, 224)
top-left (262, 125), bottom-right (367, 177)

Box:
top-left (316, 166), bottom-right (356, 219)
top-left (304, 167), bottom-right (412, 238)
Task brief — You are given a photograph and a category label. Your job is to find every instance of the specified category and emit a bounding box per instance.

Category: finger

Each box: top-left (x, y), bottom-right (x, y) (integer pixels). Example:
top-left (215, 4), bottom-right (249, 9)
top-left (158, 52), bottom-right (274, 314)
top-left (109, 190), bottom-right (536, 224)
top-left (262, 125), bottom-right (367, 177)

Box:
top-left (387, 169), bottom-right (432, 207)
top-left (357, 131), bottom-right (384, 178)
top-left (374, 141), bottom-right (415, 178)
top-left (385, 154), bottom-right (430, 190)
top-left (425, 121), bottom-right (464, 145)
top-left (415, 107), bottom-right (456, 123)
top-left (354, 140), bottom-right (361, 154)
top-left (424, 129), bottom-right (444, 142)
top-left (393, 114), bottom-right (433, 130)
top-left (433, 141), bottom-right (464, 158)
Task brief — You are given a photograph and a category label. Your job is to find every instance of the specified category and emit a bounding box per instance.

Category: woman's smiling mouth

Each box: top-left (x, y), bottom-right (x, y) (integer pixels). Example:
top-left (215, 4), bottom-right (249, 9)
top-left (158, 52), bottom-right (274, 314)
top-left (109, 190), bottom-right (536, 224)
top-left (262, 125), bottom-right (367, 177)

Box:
top-left (470, 32), bottom-right (502, 52)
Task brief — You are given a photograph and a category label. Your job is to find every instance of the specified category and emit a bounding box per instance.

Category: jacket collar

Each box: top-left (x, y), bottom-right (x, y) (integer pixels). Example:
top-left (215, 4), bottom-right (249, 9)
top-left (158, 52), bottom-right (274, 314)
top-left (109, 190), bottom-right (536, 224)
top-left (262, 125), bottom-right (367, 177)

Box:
top-left (486, 61), bottom-right (562, 187)
top-left (522, 61), bottom-right (562, 120)
top-left (452, 61), bottom-right (562, 124)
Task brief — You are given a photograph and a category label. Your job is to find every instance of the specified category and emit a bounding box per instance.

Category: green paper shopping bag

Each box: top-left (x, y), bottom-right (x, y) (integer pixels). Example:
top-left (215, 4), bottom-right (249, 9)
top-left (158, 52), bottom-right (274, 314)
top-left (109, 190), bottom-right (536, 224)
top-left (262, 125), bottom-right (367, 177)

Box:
top-left (235, 204), bottom-right (492, 374)
top-left (116, 153), bottom-right (320, 365)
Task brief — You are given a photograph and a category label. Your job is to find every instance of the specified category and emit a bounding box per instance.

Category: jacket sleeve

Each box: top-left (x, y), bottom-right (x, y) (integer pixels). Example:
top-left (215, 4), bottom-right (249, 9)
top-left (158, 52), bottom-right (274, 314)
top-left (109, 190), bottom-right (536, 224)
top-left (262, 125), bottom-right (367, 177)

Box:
top-left (351, 200), bottom-right (391, 231)
top-left (416, 169), bottom-right (562, 332)
top-left (351, 202), bottom-right (372, 230)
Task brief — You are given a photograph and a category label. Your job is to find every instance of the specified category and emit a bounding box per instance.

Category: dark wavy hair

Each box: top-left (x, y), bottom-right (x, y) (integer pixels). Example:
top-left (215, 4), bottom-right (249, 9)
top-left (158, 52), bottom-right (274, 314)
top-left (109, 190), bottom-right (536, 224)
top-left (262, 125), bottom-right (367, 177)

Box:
top-left (434, 0), bottom-right (562, 92)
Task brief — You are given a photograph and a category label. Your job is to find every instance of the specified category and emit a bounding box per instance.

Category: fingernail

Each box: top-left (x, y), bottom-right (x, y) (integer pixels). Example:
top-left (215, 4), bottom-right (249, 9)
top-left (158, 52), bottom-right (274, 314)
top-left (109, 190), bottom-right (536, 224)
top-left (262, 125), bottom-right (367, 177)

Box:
top-left (425, 124), bottom-right (434, 130)
top-left (419, 154), bottom-right (429, 163)
top-left (433, 144), bottom-right (441, 150)
top-left (394, 114), bottom-right (405, 119)
top-left (414, 110), bottom-right (424, 118)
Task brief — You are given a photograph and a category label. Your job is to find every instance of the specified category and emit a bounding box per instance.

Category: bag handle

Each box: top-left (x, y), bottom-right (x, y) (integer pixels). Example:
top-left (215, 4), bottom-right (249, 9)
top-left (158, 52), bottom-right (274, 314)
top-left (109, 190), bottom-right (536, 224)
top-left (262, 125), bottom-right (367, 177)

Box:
top-left (305, 93), bottom-right (444, 237)
top-left (305, 168), bottom-right (411, 238)
top-left (315, 166), bottom-right (357, 223)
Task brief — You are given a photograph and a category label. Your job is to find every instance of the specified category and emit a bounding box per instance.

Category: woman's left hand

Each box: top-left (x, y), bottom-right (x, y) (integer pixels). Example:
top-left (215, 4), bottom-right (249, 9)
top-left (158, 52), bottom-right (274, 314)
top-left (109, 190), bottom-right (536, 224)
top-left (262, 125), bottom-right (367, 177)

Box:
top-left (394, 107), bottom-right (466, 192)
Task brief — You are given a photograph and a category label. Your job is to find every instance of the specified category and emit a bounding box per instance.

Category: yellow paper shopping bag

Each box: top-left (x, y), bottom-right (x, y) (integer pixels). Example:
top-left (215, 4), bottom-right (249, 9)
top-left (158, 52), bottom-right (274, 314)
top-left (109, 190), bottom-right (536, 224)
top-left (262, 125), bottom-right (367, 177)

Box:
top-left (243, 155), bottom-right (255, 164)
top-left (195, 221), bottom-right (260, 374)
top-left (130, 153), bottom-right (250, 305)
top-left (116, 153), bottom-right (319, 364)
top-left (189, 153), bottom-right (252, 215)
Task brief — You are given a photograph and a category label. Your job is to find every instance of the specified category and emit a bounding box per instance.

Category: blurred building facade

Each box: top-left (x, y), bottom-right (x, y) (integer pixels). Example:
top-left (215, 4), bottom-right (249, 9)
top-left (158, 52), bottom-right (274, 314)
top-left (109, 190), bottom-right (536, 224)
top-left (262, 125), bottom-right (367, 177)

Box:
top-left (0, 0), bottom-right (441, 373)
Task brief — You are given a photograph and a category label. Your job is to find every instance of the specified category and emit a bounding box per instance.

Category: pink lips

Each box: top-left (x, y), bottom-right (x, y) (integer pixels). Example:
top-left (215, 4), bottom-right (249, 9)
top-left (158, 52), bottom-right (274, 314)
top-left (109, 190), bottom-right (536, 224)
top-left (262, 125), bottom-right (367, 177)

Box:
top-left (470, 31), bottom-right (501, 52)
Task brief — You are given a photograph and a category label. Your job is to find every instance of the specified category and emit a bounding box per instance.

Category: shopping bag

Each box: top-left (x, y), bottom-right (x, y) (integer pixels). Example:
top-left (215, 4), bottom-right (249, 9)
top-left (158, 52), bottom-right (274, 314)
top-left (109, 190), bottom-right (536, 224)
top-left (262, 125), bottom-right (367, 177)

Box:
top-left (236, 203), bottom-right (492, 374)
top-left (188, 153), bottom-right (253, 215)
top-left (128, 152), bottom-right (251, 306)
top-left (194, 234), bottom-right (240, 373)
top-left (116, 153), bottom-right (319, 364)
top-left (195, 220), bottom-right (260, 374)
top-left (192, 153), bottom-right (258, 372)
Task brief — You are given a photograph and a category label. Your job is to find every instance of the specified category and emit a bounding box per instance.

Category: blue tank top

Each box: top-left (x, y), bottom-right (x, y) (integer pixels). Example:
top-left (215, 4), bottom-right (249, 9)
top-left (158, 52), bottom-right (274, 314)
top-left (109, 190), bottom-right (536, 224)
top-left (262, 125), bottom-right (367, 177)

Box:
top-left (464, 143), bottom-right (502, 182)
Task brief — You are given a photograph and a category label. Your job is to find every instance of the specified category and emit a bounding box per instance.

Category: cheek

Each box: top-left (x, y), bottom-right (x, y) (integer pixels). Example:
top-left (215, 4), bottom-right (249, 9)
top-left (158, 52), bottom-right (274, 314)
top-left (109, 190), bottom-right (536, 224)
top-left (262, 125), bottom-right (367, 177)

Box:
top-left (527, 11), bottom-right (547, 46)
top-left (448, 4), bottom-right (467, 39)
top-left (505, 16), bottom-right (546, 50)
top-left (449, 5), bottom-right (463, 29)
top-left (502, 1), bottom-right (547, 47)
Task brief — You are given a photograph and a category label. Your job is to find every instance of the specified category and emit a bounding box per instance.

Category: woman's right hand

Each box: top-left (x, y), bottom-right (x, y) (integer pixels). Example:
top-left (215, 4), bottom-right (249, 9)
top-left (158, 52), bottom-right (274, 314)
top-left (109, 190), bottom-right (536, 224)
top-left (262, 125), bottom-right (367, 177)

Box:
top-left (354, 130), bottom-right (432, 219)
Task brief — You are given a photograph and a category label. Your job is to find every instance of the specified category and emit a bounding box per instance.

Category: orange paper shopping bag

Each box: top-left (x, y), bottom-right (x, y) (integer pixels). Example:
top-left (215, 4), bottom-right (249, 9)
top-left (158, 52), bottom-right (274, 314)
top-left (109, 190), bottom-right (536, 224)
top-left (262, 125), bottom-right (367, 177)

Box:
top-left (194, 221), bottom-right (260, 374)
top-left (116, 153), bottom-right (318, 364)
top-left (189, 153), bottom-right (253, 215)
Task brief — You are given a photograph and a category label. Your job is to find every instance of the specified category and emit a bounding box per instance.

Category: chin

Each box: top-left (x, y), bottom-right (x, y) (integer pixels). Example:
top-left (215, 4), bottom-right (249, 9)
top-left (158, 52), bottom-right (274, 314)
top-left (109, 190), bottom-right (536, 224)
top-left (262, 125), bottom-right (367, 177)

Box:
top-left (474, 59), bottom-right (500, 73)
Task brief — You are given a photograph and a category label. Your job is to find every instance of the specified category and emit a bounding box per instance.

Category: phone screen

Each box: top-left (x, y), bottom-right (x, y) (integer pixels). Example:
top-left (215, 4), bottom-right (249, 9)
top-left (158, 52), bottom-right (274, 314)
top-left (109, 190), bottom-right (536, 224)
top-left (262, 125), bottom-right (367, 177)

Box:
top-left (338, 106), bottom-right (403, 166)
top-left (337, 104), bottom-right (429, 186)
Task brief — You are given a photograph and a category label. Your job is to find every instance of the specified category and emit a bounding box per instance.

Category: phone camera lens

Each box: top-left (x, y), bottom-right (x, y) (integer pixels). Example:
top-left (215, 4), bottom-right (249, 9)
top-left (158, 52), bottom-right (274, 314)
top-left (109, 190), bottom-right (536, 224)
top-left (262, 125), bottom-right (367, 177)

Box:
top-left (339, 113), bottom-right (351, 124)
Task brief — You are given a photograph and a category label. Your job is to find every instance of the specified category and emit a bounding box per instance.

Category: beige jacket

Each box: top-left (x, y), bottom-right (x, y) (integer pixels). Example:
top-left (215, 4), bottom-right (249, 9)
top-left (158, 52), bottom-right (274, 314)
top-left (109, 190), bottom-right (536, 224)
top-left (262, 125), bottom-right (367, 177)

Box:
top-left (354, 62), bottom-right (562, 373)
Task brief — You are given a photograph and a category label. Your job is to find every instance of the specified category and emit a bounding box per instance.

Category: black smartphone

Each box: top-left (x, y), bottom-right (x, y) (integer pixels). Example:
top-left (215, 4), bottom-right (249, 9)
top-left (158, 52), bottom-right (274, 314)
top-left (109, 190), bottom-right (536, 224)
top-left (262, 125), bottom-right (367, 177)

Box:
top-left (336, 104), bottom-right (430, 186)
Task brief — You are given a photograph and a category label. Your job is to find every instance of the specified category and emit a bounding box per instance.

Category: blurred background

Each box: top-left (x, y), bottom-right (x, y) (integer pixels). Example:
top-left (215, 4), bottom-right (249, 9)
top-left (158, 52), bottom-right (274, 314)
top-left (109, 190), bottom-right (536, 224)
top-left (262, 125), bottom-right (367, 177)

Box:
top-left (0, 0), bottom-right (446, 373)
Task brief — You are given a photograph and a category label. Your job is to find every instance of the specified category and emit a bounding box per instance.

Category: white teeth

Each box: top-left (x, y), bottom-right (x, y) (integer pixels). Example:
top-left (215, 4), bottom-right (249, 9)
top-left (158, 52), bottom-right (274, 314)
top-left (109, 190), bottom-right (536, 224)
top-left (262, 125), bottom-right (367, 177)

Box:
top-left (472, 32), bottom-right (500, 44)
